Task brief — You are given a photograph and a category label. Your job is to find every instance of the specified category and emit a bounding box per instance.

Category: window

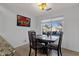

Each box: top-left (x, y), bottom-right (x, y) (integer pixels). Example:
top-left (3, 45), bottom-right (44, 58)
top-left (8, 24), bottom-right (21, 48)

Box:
top-left (41, 16), bottom-right (63, 36)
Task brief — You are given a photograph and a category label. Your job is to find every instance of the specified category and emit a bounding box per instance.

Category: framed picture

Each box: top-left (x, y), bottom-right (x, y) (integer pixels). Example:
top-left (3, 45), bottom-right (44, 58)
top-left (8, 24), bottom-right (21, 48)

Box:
top-left (17, 15), bottom-right (31, 27)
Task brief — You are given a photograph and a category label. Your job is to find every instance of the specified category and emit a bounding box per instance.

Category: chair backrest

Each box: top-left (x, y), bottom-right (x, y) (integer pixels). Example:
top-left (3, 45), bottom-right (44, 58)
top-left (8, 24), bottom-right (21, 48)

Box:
top-left (58, 32), bottom-right (63, 49)
top-left (28, 31), bottom-right (36, 47)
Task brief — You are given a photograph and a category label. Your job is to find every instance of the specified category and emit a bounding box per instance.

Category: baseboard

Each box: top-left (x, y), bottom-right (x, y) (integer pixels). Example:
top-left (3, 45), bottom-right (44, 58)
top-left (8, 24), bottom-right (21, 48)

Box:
top-left (14, 43), bottom-right (29, 48)
top-left (62, 47), bottom-right (79, 53)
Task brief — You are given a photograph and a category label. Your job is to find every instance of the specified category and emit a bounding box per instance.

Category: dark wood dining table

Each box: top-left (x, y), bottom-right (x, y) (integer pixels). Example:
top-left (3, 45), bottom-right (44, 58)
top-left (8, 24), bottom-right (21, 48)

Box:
top-left (36, 35), bottom-right (59, 43)
top-left (36, 35), bottom-right (59, 55)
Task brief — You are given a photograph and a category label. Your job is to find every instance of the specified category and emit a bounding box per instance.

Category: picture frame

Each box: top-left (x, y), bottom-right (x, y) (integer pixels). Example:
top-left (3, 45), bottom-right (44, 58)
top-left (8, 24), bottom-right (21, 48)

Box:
top-left (17, 15), bottom-right (31, 27)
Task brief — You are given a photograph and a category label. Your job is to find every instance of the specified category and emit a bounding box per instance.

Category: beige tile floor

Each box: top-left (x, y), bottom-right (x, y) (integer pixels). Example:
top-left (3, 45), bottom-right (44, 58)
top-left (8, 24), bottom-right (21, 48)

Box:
top-left (15, 44), bottom-right (79, 56)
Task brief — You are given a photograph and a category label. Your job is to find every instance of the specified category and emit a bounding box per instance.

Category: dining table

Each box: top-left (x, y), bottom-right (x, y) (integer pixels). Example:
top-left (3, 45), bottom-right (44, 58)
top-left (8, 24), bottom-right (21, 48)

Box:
top-left (36, 35), bottom-right (59, 55)
top-left (36, 35), bottom-right (59, 43)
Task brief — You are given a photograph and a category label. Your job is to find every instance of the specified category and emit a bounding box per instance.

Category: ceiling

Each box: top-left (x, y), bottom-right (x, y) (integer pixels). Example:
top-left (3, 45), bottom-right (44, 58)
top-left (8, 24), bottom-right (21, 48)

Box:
top-left (0, 3), bottom-right (79, 17)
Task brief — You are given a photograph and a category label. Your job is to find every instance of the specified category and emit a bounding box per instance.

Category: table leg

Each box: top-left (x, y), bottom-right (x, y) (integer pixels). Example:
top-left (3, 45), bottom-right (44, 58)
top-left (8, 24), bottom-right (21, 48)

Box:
top-left (45, 42), bottom-right (48, 56)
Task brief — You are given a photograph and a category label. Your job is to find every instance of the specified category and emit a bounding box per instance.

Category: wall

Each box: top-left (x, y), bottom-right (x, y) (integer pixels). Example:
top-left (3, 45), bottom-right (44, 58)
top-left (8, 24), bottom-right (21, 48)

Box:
top-left (0, 6), bottom-right (6, 35)
top-left (0, 12), bottom-right (3, 35)
top-left (36, 5), bottom-right (79, 52)
top-left (0, 6), bottom-right (37, 48)
top-left (64, 5), bottom-right (79, 52)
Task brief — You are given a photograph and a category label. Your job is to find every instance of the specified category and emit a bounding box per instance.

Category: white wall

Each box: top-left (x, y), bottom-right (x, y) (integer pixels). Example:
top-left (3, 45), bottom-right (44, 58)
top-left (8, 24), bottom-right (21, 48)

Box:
top-left (0, 6), bottom-right (6, 35)
top-left (0, 6), bottom-right (37, 48)
top-left (64, 5), bottom-right (79, 52)
top-left (36, 5), bottom-right (79, 52)
top-left (0, 12), bottom-right (3, 34)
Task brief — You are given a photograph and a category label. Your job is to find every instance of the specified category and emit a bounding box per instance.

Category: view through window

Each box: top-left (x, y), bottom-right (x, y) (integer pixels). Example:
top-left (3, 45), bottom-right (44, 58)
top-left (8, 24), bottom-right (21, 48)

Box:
top-left (41, 16), bottom-right (63, 37)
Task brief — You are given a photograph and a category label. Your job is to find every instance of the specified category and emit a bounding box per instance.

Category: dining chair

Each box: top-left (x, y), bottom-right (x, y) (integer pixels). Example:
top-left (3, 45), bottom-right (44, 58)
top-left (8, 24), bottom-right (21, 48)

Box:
top-left (47, 32), bottom-right (63, 56)
top-left (28, 30), bottom-right (45, 56)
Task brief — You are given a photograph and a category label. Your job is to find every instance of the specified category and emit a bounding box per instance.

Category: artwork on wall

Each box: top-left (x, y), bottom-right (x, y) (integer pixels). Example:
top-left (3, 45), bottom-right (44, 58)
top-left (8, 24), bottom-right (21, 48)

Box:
top-left (17, 15), bottom-right (31, 27)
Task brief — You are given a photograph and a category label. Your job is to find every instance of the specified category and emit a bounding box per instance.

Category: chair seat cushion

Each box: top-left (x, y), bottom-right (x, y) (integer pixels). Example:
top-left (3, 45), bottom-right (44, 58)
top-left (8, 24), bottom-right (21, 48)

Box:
top-left (47, 43), bottom-right (58, 50)
top-left (31, 43), bottom-right (45, 49)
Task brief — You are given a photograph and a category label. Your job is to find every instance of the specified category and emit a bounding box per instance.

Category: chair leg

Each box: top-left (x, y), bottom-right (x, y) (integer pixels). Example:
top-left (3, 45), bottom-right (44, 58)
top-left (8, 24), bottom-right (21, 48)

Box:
top-left (60, 48), bottom-right (62, 56)
top-left (29, 47), bottom-right (31, 56)
top-left (57, 50), bottom-right (60, 56)
top-left (35, 49), bottom-right (37, 56)
top-left (46, 49), bottom-right (48, 56)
